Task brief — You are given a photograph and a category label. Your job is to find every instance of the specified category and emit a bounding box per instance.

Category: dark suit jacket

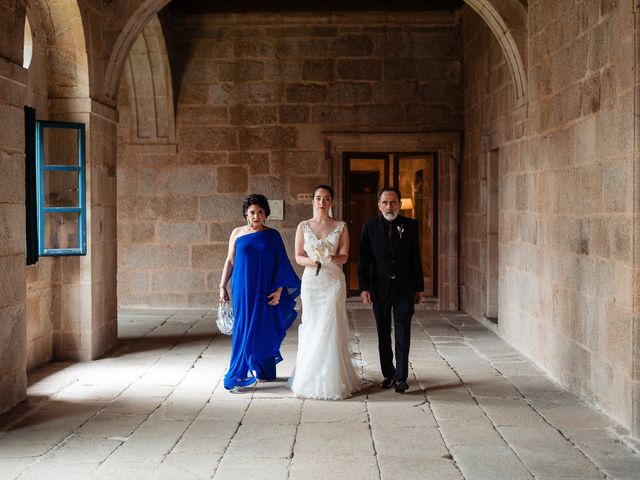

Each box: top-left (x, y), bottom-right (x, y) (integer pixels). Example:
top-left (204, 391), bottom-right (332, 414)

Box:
top-left (357, 215), bottom-right (424, 303)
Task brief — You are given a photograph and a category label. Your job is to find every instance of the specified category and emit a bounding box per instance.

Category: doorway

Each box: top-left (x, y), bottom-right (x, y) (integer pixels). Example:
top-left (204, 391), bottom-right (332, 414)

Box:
top-left (486, 149), bottom-right (499, 323)
top-left (343, 152), bottom-right (437, 298)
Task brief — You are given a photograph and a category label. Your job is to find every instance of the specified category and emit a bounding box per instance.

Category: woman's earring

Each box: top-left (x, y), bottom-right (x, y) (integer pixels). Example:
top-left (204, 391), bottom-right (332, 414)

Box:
top-left (247, 218), bottom-right (251, 226)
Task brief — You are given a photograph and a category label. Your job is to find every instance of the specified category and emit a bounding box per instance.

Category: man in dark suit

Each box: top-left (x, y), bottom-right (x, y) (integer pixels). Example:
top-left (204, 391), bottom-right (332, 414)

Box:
top-left (358, 187), bottom-right (424, 393)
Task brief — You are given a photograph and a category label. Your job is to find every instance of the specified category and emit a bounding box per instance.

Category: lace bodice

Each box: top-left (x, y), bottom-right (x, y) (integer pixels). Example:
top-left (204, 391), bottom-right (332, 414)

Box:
top-left (301, 220), bottom-right (345, 284)
top-left (302, 220), bottom-right (344, 255)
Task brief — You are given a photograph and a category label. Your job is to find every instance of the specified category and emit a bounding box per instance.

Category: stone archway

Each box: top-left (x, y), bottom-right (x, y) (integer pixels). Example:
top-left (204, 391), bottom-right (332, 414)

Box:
top-left (104, 0), bottom-right (172, 103)
top-left (104, 0), bottom-right (528, 108)
top-left (31, 0), bottom-right (89, 99)
top-left (122, 15), bottom-right (176, 145)
top-left (464, 0), bottom-right (527, 106)
top-left (29, 0), bottom-right (118, 362)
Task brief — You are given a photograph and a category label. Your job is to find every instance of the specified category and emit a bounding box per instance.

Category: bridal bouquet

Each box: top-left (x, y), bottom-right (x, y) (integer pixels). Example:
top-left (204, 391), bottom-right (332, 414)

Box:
top-left (312, 241), bottom-right (331, 265)
top-left (312, 241), bottom-right (331, 276)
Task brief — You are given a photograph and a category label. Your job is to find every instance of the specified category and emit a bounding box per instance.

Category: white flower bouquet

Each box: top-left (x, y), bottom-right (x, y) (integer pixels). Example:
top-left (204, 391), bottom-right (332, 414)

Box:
top-left (311, 241), bottom-right (331, 276)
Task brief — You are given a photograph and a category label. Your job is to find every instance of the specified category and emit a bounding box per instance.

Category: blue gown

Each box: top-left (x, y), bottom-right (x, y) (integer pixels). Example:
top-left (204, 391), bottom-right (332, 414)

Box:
top-left (224, 228), bottom-right (301, 389)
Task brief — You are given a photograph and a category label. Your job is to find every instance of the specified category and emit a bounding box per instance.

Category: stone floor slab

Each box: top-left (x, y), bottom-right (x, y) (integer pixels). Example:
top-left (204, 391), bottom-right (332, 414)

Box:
top-left (368, 402), bottom-right (437, 428)
top-left (438, 420), bottom-right (505, 447)
top-left (18, 462), bottom-right (99, 480)
top-left (0, 309), bottom-right (638, 480)
top-left (372, 425), bottom-right (449, 458)
top-left (295, 422), bottom-right (375, 456)
top-left (289, 453), bottom-right (380, 480)
top-left (301, 398), bottom-right (368, 423)
top-left (224, 423), bottom-right (297, 458)
top-left (242, 397), bottom-right (302, 424)
top-left (160, 451), bottom-right (222, 479)
top-left (377, 455), bottom-right (463, 480)
top-left (475, 397), bottom-right (548, 428)
top-left (173, 420), bottom-right (240, 454)
top-left (213, 456), bottom-right (290, 480)
top-left (76, 412), bottom-right (147, 438)
top-left (450, 445), bottom-right (533, 480)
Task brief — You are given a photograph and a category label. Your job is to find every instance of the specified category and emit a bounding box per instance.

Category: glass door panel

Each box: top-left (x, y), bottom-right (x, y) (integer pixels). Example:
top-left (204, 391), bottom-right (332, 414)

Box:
top-left (42, 127), bottom-right (79, 166)
top-left (36, 120), bottom-right (86, 255)
top-left (395, 155), bottom-right (436, 297)
top-left (44, 212), bottom-right (80, 250)
top-left (45, 170), bottom-right (79, 207)
top-left (344, 152), bottom-right (437, 298)
top-left (345, 155), bottom-right (388, 295)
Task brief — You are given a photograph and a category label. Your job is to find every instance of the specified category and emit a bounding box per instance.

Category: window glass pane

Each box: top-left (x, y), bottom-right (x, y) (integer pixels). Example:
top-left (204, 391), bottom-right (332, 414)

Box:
top-left (44, 212), bottom-right (79, 250)
top-left (346, 157), bottom-right (386, 293)
top-left (397, 155), bottom-right (435, 296)
top-left (43, 127), bottom-right (79, 166)
top-left (45, 170), bottom-right (79, 207)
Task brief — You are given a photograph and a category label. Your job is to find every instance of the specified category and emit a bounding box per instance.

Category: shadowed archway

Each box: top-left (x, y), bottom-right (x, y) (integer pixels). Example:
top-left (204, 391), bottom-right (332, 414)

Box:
top-left (103, 0), bottom-right (528, 108)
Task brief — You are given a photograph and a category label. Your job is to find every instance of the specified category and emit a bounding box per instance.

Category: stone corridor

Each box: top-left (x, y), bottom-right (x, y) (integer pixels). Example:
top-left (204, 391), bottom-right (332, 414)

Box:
top-left (0, 309), bottom-right (638, 480)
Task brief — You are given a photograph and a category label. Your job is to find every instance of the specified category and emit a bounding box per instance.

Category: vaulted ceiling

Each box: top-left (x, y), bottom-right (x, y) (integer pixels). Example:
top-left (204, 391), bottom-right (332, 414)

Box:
top-left (167, 0), bottom-right (465, 14)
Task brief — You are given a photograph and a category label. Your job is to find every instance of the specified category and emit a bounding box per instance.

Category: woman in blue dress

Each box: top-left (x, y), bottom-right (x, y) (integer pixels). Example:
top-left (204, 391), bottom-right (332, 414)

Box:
top-left (218, 194), bottom-right (301, 392)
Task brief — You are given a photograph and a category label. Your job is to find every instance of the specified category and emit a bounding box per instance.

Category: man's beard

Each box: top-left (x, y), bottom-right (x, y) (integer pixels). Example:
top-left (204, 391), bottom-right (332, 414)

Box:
top-left (382, 212), bottom-right (398, 221)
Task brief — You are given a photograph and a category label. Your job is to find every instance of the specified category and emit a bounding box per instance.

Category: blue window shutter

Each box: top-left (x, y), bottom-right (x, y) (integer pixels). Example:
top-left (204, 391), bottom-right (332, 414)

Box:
top-left (35, 120), bottom-right (87, 256)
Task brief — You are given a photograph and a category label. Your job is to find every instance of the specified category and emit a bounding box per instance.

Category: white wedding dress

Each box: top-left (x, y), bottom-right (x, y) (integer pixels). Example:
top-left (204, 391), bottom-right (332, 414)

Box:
top-left (287, 221), bottom-right (363, 400)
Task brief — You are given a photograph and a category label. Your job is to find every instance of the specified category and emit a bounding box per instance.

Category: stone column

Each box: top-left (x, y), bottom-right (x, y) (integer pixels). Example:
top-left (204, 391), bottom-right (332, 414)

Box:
top-left (0, 55), bottom-right (28, 413)
top-left (49, 98), bottom-right (118, 361)
top-left (633, 0), bottom-right (640, 439)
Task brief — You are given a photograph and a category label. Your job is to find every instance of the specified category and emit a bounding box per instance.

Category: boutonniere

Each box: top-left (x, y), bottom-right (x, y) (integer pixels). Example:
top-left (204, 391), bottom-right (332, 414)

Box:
top-left (397, 225), bottom-right (405, 239)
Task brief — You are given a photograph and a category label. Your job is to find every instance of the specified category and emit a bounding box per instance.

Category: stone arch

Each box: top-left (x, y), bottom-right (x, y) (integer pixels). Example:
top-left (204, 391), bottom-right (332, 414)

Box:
top-left (104, 0), bottom-right (172, 103)
top-left (30, 0), bottom-right (90, 100)
top-left (122, 15), bottom-right (175, 144)
top-left (105, 0), bottom-right (528, 108)
top-left (463, 0), bottom-right (528, 106)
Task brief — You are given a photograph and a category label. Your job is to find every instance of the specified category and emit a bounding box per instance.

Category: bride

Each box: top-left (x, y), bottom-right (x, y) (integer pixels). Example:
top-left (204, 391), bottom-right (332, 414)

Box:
top-left (287, 184), bottom-right (363, 399)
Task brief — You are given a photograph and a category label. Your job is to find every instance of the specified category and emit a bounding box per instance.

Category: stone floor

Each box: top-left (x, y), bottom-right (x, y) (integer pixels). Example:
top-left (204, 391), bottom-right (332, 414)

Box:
top-left (1, 309), bottom-right (639, 480)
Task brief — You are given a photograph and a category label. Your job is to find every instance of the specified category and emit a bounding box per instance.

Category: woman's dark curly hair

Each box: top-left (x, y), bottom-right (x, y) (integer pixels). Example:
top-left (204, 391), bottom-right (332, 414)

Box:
top-left (242, 194), bottom-right (270, 218)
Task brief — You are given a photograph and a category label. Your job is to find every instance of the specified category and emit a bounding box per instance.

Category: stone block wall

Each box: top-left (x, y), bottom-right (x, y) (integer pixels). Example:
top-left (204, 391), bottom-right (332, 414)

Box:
top-left (117, 11), bottom-right (464, 308)
top-left (0, 3), bottom-right (27, 414)
top-left (461, 1), bottom-right (636, 431)
top-left (21, 1), bottom-right (118, 367)
top-left (23, 7), bottom-right (56, 372)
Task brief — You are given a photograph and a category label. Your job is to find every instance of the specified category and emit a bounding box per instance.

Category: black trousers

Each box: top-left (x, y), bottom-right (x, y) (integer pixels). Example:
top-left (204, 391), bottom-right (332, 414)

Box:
top-left (372, 293), bottom-right (414, 382)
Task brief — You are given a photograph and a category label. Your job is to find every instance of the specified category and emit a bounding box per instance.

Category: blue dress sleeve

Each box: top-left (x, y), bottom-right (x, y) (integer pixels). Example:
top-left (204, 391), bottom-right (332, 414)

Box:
top-left (270, 230), bottom-right (301, 333)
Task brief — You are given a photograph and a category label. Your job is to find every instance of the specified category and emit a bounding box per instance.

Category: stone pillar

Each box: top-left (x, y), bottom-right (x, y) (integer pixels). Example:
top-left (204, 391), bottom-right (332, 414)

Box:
top-left (0, 55), bottom-right (28, 413)
top-left (49, 98), bottom-right (118, 361)
top-left (633, 0), bottom-right (640, 439)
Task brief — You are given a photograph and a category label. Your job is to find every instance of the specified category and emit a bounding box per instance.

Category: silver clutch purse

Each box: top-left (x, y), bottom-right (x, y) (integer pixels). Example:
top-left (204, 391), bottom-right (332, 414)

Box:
top-left (216, 301), bottom-right (234, 335)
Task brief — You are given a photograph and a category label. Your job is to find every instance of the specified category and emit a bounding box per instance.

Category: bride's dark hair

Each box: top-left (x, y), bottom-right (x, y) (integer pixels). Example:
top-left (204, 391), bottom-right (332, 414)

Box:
top-left (313, 184), bottom-right (334, 200)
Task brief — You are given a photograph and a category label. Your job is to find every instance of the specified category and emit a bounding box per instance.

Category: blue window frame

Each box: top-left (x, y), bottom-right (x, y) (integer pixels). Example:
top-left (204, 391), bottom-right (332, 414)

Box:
top-left (35, 120), bottom-right (87, 256)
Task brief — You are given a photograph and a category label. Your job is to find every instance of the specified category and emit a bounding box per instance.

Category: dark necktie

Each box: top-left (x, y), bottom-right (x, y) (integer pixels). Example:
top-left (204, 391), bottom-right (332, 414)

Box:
top-left (387, 222), bottom-right (394, 254)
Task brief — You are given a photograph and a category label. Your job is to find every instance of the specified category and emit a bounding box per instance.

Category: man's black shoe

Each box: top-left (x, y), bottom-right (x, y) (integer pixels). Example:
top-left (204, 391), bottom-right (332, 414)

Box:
top-left (394, 381), bottom-right (409, 393)
top-left (381, 378), bottom-right (394, 389)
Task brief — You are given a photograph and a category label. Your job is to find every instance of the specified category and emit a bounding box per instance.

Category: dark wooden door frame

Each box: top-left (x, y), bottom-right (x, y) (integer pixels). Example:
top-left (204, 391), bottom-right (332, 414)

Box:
top-left (342, 151), bottom-right (438, 298)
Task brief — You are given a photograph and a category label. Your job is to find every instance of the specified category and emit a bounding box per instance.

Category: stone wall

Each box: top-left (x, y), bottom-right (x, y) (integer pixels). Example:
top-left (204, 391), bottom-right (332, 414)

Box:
top-left (43, 0), bottom-right (118, 362)
top-left (117, 11), bottom-right (464, 308)
top-left (461, 1), bottom-right (636, 431)
top-left (23, 7), bottom-right (56, 372)
top-left (0, 2), bottom-right (28, 414)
